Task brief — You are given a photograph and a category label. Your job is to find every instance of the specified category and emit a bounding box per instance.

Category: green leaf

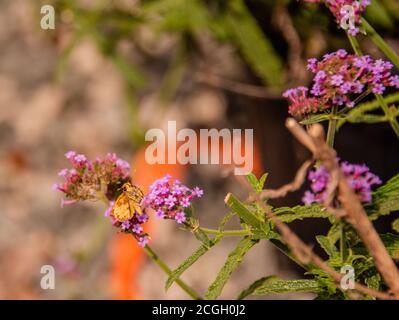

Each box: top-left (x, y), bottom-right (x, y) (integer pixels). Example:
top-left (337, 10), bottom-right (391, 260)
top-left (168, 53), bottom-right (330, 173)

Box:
top-left (337, 92), bottom-right (399, 129)
top-left (225, 193), bottom-right (264, 230)
top-left (205, 237), bottom-right (258, 299)
top-left (300, 114), bottom-right (336, 125)
top-left (224, 0), bottom-right (283, 87)
top-left (246, 173), bottom-right (268, 192)
top-left (258, 173), bottom-right (268, 191)
top-left (316, 235), bottom-right (339, 260)
top-left (368, 173), bottom-right (399, 220)
top-left (393, 218), bottom-right (399, 233)
top-left (327, 223), bottom-right (341, 244)
top-left (237, 276), bottom-right (277, 300)
top-left (274, 205), bottom-right (331, 223)
top-left (166, 243), bottom-right (212, 290)
top-left (365, 273), bottom-right (381, 292)
top-left (246, 173), bottom-right (260, 192)
top-left (353, 233), bottom-right (399, 259)
top-left (251, 278), bottom-right (320, 296)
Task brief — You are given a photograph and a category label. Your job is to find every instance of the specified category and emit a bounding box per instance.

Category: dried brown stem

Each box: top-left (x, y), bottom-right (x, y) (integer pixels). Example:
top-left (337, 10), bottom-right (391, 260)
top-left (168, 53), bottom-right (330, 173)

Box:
top-left (250, 160), bottom-right (313, 201)
top-left (285, 118), bottom-right (399, 298)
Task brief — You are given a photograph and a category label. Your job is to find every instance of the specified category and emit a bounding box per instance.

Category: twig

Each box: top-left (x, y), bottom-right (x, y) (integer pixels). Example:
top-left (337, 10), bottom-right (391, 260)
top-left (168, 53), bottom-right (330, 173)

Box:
top-left (250, 160), bottom-right (313, 201)
top-left (272, 5), bottom-right (307, 85)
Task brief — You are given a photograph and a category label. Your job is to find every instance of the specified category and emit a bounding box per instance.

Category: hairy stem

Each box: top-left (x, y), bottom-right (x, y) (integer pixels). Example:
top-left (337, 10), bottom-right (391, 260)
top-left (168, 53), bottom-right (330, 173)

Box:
top-left (326, 106), bottom-right (338, 148)
top-left (200, 227), bottom-right (252, 237)
top-left (340, 222), bottom-right (347, 263)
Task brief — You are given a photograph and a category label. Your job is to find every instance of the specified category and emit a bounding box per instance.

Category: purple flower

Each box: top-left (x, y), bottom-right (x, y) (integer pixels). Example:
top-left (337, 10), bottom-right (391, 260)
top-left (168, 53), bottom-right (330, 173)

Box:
top-left (175, 211), bottom-right (186, 224)
top-left (155, 209), bottom-right (165, 218)
top-left (330, 75), bottom-right (344, 86)
top-left (303, 161), bottom-right (381, 205)
top-left (283, 50), bottom-right (399, 116)
top-left (138, 236), bottom-right (149, 248)
top-left (121, 220), bottom-right (131, 230)
top-left (143, 175), bottom-right (203, 225)
top-left (104, 201), bottom-right (115, 217)
top-left (132, 224), bottom-right (143, 234)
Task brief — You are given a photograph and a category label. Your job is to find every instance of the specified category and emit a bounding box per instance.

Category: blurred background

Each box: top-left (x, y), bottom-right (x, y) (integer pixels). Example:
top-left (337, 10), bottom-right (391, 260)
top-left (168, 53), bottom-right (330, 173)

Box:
top-left (0, 0), bottom-right (398, 299)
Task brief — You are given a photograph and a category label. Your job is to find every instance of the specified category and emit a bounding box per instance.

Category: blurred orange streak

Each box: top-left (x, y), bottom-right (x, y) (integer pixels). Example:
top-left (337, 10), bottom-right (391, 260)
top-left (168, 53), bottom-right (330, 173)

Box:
top-left (109, 134), bottom-right (263, 299)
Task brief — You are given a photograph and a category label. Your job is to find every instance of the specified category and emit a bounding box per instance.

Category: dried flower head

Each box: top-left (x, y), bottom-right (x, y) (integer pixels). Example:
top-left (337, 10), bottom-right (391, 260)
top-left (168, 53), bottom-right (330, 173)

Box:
top-left (53, 151), bottom-right (131, 207)
top-left (303, 161), bottom-right (381, 204)
top-left (282, 87), bottom-right (325, 117)
top-left (143, 175), bottom-right (204, 225)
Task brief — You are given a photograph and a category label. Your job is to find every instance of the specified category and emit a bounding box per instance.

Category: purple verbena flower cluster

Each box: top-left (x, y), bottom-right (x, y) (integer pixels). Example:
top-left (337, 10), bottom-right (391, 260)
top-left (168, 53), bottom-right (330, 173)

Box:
top-left (53, 151), bottom-right (131, 207)
top-left (143, 175), bottom-right (204, 224)
top-left (303, 0), bottom-right (371, 35)
top-left (303, 161), bottom-right (381, 204)
top-left (283, 50), bottom-right (399, 116)
top-left (105, 202), bottom-right (150, 247)
top-left (282, 87), bottom-right (325, 116)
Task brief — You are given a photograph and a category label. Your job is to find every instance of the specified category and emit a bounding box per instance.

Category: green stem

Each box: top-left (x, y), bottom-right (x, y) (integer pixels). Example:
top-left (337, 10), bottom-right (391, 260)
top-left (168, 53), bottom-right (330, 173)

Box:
top-left (375, 94), bottom-right (399, 138)
top-left (340, 222), bottom-right (347, 263)
top-left (361, 17), bottom-right (399, 70)
top-left (199, 227), bottom-right (252, 237)
top-left (347, 34), bottom-right (399, 139)
top-left (326, 106), bottom-right (338, 148)
top-left (98, 192), bottom-right (202, 300)
top-left (144, 245), bottom-right (203, 300)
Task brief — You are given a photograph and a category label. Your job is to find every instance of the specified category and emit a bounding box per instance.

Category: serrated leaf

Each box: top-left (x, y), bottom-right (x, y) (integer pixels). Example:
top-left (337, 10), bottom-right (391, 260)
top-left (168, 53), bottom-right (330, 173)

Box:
top-left (251, 278), bottom-right (320, 296)
top-left (237, 276), bottom-right (278, 300)
top-left (166, 243), bottom-right (211, 290)
top-left (365, 273), bottom-right (381, 292)
top-left (274, 205), bottom-right (330, 223)
top-left (353, 233), bottom-right (399, 259)
top-left (327, 223), bottom-right (341, 244)
top-left (316, 235), bottom-right (340, 260)
top-left (205, 237), bottom-right (258, 299)
top-left (225, 193), bottom-right (263, 230)
top-left (368, 173), bottom-right (399, 220)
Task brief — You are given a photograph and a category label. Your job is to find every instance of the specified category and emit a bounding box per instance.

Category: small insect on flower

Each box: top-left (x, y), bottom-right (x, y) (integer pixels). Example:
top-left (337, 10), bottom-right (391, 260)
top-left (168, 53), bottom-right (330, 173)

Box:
top-left (112, 182), bottom-right (144, 222)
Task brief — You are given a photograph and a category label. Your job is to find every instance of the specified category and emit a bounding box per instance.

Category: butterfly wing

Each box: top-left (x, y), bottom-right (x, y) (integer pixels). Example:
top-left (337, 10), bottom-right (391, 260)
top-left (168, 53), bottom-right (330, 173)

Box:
top-left (125, 184), bottom-right (144, 215)
top-left (112, 193), bottom-right (134, 222)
